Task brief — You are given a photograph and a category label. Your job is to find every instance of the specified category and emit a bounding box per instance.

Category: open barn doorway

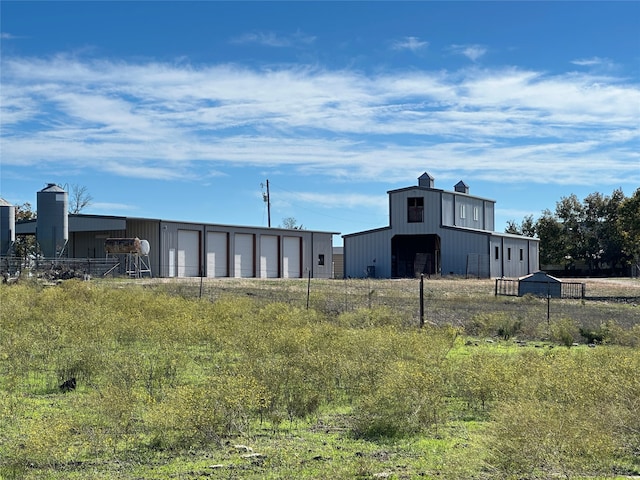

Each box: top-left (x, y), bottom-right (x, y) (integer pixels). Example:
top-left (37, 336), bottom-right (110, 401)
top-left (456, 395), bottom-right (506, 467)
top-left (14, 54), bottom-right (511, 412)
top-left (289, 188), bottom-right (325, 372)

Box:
top-left (391, 234), bottom-right (441, 278)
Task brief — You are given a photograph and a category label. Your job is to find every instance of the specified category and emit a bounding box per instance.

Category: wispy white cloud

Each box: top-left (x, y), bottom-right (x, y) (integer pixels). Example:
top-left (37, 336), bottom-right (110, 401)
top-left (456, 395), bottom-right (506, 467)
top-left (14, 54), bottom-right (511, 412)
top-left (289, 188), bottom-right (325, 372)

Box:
top-left (449, 44), bottom-right (487, 62)
top-left (571, 57), bottom-right (607, 67)
top-left (391, 36), bottom-right (429, 52)
top-left (91, 202), bottom-right (138, 212)
top-left (230, 30), bottom-right (315, 47)
top-left (1, 56), bottom-right (638, 188)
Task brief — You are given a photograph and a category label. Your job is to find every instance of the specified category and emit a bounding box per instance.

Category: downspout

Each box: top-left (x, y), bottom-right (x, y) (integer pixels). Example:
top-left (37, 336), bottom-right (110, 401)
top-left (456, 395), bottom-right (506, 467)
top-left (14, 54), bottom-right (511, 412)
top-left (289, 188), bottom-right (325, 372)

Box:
top-left (310, 231), bottom-right (314, 279)
top-left (501, 236), bottom-right (505, 277)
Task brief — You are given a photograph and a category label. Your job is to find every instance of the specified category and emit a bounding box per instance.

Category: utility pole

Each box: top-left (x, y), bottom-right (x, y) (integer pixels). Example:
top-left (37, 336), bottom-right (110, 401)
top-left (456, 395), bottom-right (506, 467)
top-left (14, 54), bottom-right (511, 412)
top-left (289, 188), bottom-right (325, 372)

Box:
top-left (262, 180), bottom-right (271, 227)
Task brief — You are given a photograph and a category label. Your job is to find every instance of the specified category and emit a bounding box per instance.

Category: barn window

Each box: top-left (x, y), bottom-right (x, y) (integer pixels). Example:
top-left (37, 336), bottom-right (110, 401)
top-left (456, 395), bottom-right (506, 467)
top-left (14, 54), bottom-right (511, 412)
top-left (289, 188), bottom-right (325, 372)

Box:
top-left (473, 206), bottom-right (479, 221)
top-left (408, 197), bottom-right (424, 223)
top-left (495, 246), bottom-right (499, 260)
top-left (507, 248), bottom-right (512, 261)
top-left (519, 249), bottom-right (524, 261)
top-left (318, 254), bottom-right (325, 266)
top-left (460, 204), bottom-right (466, 219)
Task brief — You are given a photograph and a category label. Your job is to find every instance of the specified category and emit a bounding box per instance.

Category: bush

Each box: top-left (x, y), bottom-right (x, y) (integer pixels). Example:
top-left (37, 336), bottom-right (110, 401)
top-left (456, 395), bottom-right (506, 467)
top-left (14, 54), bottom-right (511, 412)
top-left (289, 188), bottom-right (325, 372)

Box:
top-left (352, 357), bottom-right (448, 438)
top-left (550, 317), bottom-right (579, 346)
top-left (486, 397), bottom-right (617, 478)
top-left (467, 312), bottom-right (522, 340)
top-left (146, 373), bottom-right (262, 449)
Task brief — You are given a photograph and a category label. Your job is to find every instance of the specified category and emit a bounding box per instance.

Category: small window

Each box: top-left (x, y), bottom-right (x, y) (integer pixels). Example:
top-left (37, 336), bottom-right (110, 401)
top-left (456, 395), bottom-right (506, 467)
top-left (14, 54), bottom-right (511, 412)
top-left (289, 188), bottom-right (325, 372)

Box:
top-left (519, 249), bottom-right (524, 261)
top-left (473, 206), bottom-right (479, 221)
top-left (318, 254), bottom-right (325, 266)
top-left (460, 204), bottom-right (466, 219)
top-left (495, 246), bottom-right (499, 260)
top-left (408, 197), bottom-right (424, 223)
top-left (507, 248), bottom-right (512, 261)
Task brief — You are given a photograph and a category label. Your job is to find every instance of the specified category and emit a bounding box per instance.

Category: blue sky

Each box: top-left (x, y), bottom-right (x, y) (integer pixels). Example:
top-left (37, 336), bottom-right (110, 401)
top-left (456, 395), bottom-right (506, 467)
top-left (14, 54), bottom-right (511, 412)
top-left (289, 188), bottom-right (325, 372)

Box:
top-left (1, 1), bottom-right (639, 245)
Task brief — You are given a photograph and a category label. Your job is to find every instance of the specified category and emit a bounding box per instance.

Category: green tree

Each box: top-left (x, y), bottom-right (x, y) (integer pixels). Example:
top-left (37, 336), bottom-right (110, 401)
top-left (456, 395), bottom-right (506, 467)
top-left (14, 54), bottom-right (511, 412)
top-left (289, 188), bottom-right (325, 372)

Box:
top-left (532, 189), bottom-right (635, 273)
top-left (618, 188), bottom-right (640, 271)
top-left (505, 214), bottom-right (535, 237)
top-left (535, 209), bottom-right (565, 266)
top-left (13, 202), bottom-right (37, 260)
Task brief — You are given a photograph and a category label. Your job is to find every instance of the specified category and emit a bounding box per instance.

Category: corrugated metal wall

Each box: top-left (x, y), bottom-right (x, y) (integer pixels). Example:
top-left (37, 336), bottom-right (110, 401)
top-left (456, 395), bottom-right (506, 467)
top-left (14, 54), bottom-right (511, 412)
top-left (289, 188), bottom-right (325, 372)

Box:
top-left (344, 228), bottom-right (392, 278)
top-left (390, 188), bottom-right (441, 232)
top-left (126, 219), bottom-right (161, 277)
top-left (489, 234), bottom-right (540, 278)
top-left (439, 228), bottom-right (489, 275)
top-left (484, 201), bottom-right (495, 231)
top-left (71, 230), bottom-right (126, 259)
top-left (310, 232), bottom-right (334, 279)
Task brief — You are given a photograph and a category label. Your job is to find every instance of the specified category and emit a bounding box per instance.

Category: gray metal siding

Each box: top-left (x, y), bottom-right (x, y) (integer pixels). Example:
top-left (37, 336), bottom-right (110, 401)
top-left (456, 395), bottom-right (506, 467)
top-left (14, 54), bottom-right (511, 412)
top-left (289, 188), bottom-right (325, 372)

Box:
top-left (390, 188), bottom-right (441, 232)
top-left (71, 230), bottom-right (126, 259)
top-left (0, 203), bottom-right (15, 255)
top-left (311, 232), bottom-right (334, 279)
top-left (490, 236), bottom-right (503, 277)
top-left (344, 228), bottom-right (392, 278)
top-left (69, 216), bottom-right (127, 232)
top-left (503, 237), bottom-right (525, 278)
top-left (529, 241), bottom-right (540, 274)
top-left (454, 196), bottom-right (485, 229)
top-left (492, 235), bottom-right (539, 278)
top-left (484, 202), bottom-right (495, 231)
top-left (439, 228), bottom-right (489, 276)
top-left (442, 193), bottom-right (454, 226)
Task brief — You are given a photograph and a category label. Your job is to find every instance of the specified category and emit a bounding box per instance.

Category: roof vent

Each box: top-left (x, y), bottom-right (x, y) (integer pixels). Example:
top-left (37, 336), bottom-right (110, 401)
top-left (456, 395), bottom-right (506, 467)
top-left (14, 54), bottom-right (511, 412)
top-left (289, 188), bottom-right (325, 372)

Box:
top-left (418, 172), bottom-right (434, 188)
top-left (454, 181), bottom-right (469, 194)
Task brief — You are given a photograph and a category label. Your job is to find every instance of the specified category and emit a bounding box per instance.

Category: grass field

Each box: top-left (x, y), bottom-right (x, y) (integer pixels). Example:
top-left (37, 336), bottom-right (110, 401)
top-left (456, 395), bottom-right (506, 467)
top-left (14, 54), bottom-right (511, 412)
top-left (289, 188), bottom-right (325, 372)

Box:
top-left (1, 276), bottom-right (639, 479)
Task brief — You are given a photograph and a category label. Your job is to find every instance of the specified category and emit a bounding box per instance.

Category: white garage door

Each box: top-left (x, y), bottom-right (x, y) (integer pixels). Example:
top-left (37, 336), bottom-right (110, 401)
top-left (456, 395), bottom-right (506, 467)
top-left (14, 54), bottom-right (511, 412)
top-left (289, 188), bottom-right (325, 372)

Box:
top-left (178, 230), bottom-right (200, 277)
top-left (234, 233), bottom-right (254, 278)
top-left (260, 235), bottom-right (279, 278)
top-left (283, 236), bottom-right (301, 278)
top-left (206, 232), bottom-right (228, 277)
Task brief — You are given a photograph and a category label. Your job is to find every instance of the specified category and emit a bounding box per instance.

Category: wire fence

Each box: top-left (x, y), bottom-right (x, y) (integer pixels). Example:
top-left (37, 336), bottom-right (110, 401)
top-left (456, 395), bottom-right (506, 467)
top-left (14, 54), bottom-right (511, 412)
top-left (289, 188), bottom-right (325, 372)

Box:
top-left (142, 276), bottom-right (639, 332)
top-left (2, 255), bottom-right (637, 332)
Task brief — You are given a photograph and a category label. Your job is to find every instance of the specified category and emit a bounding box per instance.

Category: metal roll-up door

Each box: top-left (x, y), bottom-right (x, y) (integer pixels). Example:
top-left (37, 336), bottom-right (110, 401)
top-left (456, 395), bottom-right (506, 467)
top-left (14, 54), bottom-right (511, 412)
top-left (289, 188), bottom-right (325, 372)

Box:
top-left (283, 236), bottom-right (301, 278)
top-left (234, 233), bottom-right (254, 278)
top-left (207, 232), bottom-right (228, 277)
top-left (178, 230), bottom-right (200, 277)
top-left (260, 235), bottom-right (279, 278)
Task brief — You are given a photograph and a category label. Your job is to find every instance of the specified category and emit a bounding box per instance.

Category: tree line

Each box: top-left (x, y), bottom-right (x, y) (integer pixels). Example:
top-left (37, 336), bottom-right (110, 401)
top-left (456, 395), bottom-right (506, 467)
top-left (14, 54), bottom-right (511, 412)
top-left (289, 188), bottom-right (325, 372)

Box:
top-left (506, 188), bottom-right (640, 275)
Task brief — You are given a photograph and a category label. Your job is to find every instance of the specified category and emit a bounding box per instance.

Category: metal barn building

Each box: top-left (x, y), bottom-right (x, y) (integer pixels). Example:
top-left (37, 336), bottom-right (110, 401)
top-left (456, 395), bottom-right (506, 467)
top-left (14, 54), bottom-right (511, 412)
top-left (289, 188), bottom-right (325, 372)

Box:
top-left (14, 185), bottom-right (337, 279)
top-left (343, 173), bottom-right (539, 279)
top-left (0, 197), bottom-right (16, 256)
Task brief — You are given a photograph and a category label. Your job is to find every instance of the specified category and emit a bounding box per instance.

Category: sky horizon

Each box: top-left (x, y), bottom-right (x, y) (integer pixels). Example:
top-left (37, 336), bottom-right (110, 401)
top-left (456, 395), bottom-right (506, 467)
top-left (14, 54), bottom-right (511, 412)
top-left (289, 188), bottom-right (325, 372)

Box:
top-left (1, 1), bottom-right (639, 245)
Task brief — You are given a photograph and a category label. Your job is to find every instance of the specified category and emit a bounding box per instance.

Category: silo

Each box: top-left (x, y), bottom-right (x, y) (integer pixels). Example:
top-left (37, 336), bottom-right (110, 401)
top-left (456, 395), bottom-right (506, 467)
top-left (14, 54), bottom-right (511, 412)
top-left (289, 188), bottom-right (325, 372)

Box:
top-left (0, 197), bottom-right (15, 255)
top-left (36, 183), bottom-right (68, 257)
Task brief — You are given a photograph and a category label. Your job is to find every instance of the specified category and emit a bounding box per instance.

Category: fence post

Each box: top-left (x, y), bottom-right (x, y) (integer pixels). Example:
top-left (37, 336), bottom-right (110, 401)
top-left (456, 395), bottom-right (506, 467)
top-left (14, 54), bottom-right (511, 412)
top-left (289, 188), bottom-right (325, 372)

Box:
top-left (419, 274), bottom-right (424, 328)
top-left (306, 270), bottom-right (311, 310)
top-left (547, 281), bottom-right (551, 326)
